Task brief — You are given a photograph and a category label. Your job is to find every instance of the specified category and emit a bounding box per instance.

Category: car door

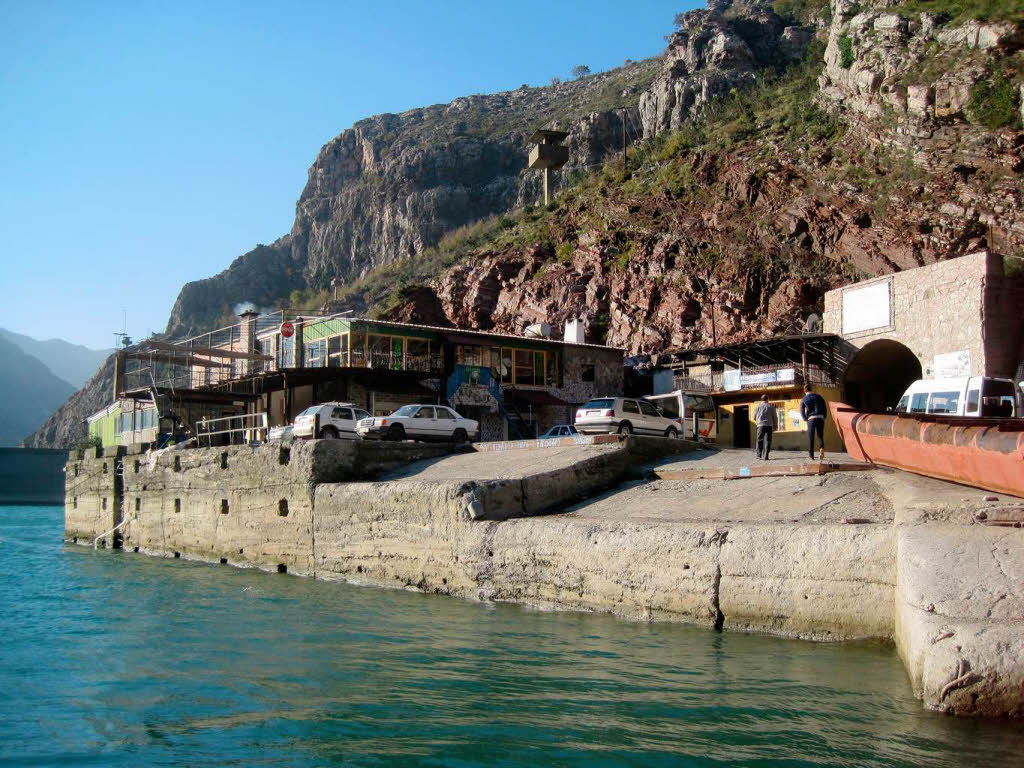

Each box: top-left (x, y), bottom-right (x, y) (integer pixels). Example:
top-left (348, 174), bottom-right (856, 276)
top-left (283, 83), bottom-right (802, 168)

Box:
top-left (410, 406), bottom-right (435, 439)
top-left (434, 406), bottom-right (458, 439)
top-left (331, 407), bottom-right (357, 439)
top-left (637, 399), bottom-right (665, 434)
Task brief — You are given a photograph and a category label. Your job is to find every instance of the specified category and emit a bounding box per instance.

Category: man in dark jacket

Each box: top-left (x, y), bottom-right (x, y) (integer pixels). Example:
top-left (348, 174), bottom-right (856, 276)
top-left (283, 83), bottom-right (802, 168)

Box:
top-left (800, 384), bottom-right (828, 460)
top-left (753, 394), bottom-right (777, 460)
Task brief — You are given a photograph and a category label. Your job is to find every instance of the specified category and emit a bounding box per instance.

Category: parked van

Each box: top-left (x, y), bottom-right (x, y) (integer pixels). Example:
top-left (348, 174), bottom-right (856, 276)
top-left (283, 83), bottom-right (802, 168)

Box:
top-left (644, 390), bottom-right (718, 441)
top-left (893, 377), bottom-right (1022, 418)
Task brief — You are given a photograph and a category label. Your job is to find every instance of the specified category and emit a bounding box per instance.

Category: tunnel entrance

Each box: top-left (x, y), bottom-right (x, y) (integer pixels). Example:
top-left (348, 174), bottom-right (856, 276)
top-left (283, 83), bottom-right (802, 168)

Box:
top-left (842, 339), bottom-right (922, 412)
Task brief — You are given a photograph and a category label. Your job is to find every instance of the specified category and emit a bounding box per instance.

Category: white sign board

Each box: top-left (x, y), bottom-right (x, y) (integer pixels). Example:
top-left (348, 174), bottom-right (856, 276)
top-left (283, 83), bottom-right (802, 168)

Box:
top-left (723, 370), bottom-right (741, 392)
top-left (842, 280), bottom-right (891, 335)
top-left (933, 350), bottom-right (971, 378)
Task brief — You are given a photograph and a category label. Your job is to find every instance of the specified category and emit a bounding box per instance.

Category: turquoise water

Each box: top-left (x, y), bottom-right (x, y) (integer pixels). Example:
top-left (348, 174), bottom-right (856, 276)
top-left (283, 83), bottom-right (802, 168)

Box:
top-left (2, 506), bottom-right (1023, 767)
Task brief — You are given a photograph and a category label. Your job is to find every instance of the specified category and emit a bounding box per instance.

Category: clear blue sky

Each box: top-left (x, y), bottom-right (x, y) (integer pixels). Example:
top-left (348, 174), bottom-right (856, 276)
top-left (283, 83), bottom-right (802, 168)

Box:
top-left (1, 0), bottom-right (695, 349)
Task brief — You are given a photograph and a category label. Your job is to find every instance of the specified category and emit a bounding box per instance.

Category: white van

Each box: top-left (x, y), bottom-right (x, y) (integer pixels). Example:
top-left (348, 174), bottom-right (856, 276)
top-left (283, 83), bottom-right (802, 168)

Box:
top-left (894, 377), bottom-right (1022, 418)
top-left (644, 390), bottom-right (718, 441)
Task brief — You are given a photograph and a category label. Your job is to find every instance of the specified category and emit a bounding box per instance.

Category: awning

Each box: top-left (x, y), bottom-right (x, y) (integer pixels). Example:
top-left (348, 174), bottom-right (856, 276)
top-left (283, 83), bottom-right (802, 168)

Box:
top-left (506, 389), bottom-right (570, 406)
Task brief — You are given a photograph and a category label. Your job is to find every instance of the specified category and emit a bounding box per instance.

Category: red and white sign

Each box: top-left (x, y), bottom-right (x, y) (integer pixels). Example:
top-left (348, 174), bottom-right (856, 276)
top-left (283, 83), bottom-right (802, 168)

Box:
top-left (280, 321), bottom-right (295, 338)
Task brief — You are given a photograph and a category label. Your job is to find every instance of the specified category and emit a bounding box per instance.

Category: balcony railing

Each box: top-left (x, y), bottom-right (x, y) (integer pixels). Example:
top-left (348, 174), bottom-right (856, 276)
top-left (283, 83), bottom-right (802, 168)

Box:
top-left (674, 364), bottom-right (836, 394)
top-left (347, 349), bottom-right (443, 373)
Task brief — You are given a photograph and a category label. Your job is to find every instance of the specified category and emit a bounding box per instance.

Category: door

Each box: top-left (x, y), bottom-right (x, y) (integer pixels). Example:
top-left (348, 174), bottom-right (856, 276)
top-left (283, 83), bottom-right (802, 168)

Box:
top-left (435, 406), bottom-right (458, 439)
top-left (638, 399), bottom-right (667, 434)
top-left (733, 405), bottom-right (751, 448)
top-left (411, 406), bottom-right (436, 439)
top-left (331, 406), bottom-right (356, 438)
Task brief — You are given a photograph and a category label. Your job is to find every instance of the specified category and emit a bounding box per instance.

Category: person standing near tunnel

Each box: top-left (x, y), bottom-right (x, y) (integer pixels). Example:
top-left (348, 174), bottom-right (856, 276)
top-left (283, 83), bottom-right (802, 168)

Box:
top-left (800, 384), bottom-right (828, 460)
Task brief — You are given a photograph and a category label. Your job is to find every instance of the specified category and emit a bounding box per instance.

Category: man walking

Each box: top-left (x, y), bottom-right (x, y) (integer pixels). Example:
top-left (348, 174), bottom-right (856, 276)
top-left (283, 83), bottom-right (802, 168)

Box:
top-left (800, 384), bottom-right (828, 460)
top-left (753, 394), bottom-right (777, 460)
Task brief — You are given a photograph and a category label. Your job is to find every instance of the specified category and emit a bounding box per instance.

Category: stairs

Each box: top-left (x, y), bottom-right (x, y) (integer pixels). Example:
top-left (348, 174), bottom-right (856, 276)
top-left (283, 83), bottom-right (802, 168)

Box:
top-left (446, 365), bottom-right (535, 440)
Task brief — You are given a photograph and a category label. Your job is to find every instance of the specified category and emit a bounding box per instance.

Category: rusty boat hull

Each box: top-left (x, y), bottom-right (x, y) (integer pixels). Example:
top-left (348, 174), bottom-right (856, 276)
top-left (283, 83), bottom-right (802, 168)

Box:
top-left (829, 402), bottom-right (1024, 498)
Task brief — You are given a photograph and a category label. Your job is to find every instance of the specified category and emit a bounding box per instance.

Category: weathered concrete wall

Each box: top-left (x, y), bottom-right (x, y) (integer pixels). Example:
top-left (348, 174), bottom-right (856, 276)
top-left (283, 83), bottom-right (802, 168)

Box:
top-left (64, 446), bottom-right (123, 546)
top-left (895, 524), bottom-right (1024, 717)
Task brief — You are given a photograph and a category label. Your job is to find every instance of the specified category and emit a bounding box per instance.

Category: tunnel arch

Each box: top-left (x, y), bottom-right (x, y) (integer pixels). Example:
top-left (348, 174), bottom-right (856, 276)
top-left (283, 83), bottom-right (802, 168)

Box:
top-left (842, 339), bottom-right (922, 412)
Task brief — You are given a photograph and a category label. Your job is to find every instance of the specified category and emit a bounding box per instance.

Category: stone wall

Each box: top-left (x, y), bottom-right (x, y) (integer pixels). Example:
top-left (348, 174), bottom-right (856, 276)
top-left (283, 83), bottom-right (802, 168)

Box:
top-left (825, 251), bottom-right (1023, 378)
top-left (64, 446), bottom-right (123, 546)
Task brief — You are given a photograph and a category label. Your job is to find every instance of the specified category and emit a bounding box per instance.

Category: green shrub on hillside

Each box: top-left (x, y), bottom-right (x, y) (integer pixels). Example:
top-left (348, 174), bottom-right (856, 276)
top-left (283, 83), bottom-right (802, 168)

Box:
top-left (838, 34), bottom-right (855, 69)
top-left (967, 69), bottom-right (1022, 130)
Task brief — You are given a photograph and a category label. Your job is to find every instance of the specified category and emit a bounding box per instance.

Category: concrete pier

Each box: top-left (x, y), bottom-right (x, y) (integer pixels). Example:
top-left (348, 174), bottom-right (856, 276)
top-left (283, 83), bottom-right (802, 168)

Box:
top-left (62, 438), bottom-right (1024, 718)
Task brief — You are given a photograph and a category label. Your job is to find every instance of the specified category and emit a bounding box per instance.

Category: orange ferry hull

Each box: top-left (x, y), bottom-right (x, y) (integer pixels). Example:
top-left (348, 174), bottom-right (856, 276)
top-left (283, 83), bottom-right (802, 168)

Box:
top-left (829, 402), bottom-right (1024, 498)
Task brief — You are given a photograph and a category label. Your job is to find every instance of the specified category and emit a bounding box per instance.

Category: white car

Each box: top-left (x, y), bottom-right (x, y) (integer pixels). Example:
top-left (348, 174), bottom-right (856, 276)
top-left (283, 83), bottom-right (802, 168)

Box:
top-left (575, 397), bottom-right (681, 438)
top-left (293, 402), bottom-right (372, 440)
top-left (357, 404), bottom-right (479, 443)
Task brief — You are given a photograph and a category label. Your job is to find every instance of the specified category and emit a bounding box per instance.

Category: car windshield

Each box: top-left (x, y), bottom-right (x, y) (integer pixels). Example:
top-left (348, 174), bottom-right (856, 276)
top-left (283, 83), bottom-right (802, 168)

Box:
top-left (391, 405), bottom-right (419, 418)
top-left (583, 399), bottom-right (614, 409)
top-left (298, 406), bottom-right (320, 417)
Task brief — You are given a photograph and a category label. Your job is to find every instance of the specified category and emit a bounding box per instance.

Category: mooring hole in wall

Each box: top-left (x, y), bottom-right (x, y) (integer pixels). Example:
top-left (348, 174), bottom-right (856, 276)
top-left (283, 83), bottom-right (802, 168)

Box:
top-left (220, 452), bottom-right (228, 470)
top-left (278, 499), bottom-right (289, 517)
top-left (220, 499), bottom-right (229, 515)
top-left (133, 460), bottom-right (140, 473)
top-left (133, 546), bottom-right (139, 553)
top-left (72, 497), bottom-right (77, 508)
top-left (134, 497), bottom-right (140, 512)
top-left (103, 462), bottom-right (108, 474)
top-left (174, 498), bottom-right (181, 514)
top-left (278, 447), bottom-right (290, 466)
top-left (102, 497), bottom-right (107, 510)
top-left (73, 464), bottom-right (79, 477)
top-left (220, 557), bottom-right (228, 564)
top-left (277, 564), bottom-right (287, 574)
top-left (174, 552), bottom-right (181, 558)
top-left (173, 455), bottom-right (181, 472)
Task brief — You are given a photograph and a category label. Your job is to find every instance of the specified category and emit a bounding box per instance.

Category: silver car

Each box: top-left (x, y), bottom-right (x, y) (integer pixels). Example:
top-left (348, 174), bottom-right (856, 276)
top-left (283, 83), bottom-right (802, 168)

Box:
top-left (574, 397), bottom-right (680, 438)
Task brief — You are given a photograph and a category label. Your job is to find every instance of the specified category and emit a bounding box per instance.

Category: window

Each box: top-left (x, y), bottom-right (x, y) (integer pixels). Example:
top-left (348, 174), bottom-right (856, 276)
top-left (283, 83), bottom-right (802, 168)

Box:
top-left (332, 408), bottom-right (353, 420)
top-left (414, 407), bottom-right (434, 419)
top-left (927, 391), bottom-right (960, 414)
top-left (583, 399), bottom-right (614, 410)
top-left (966, 389), bottom-right (980, 414)
top-left (547, 351), bottom-right (560, 387)
top-left (355, 410), bottom-right (371, 421)
top-left (305, 339), bottom-right (326, 368)
top-left (982, 380), bottom-right (1017, 418)
top-left (771, 402), bottom-right (787, 430)
top-left (351, 332), bottom-right (367, 365)
top-left (581, 364), bottom-right (596, 383)
top-left (514, 349), bottom-right (534, 385)
top-left (534, 351), bottom-right (544, 384)
top-left (895, 395), bottom-right (910, 413)
top-left (655, 398), bottom-right (680, 419)
top-left (500, 349), bottom-right (513, 383)
top-left (490, 348), bottom-right (501, 372)
top-left (436, 408), bottom-right (455, 420)
top-left (458, 345), bottom-right (485, 367)
top-left (392, 405), bottom-right (419, 417)
top-left (623, 400), bottom-right (640, 414)
top-left (685, 395), bottom-right (715, 414)
top-left (327, 335), bottom-right (348, 367)
top-left (638, 400), bottom-right (661, 417)
top-left (910, 393), bottom-right (928, 413)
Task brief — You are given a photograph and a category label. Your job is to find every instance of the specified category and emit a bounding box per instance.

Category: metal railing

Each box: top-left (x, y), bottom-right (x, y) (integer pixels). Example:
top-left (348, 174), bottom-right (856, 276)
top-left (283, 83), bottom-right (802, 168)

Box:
top-left (348, 350), bottom-right (443, 373)
top-left (674, 363), bottom-right (837, 394)
top-left (195, 412), bottom-right (268, 447)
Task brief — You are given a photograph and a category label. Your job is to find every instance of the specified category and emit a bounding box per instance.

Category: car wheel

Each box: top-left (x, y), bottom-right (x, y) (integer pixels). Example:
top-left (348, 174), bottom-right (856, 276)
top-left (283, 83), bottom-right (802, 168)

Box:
top-left (320, 426), bottom-right (339, 439)
top-left (617, 422), bottom-right (633, 435)
top-left (665, 427), bottom-right (679, 439)
top-left (451, 428), bottom-right (468, 445)
top-left (387, 424), bottom-right (406, 442)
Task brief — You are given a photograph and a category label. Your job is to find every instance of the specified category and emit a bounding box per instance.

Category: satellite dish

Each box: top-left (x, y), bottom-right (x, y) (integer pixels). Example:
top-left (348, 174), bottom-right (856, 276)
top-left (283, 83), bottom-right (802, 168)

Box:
top-left (803, 313), bottom-right (821, 334)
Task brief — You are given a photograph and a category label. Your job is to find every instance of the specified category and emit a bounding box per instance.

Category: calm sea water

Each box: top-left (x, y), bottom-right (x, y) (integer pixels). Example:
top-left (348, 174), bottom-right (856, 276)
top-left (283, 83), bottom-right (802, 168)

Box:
top-left (2, 506), bottom-right (1023, 767)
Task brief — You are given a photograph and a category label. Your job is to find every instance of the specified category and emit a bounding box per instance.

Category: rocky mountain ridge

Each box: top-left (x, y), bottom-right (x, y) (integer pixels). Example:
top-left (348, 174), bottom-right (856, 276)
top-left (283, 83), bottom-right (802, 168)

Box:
top-left (28, 0), bottom-right (1024, 447)
top-left (165, 0), bottom-right (813, 337)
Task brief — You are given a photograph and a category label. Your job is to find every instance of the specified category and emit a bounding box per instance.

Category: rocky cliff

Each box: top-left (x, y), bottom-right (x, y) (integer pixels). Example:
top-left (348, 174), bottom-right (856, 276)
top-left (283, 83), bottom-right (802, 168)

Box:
top-left (164, 0), bottom-right (812, 337)
top-left (30, 0), bottom-right (1024, 446)
top-left (376, 0), bottom-right (1023, 352)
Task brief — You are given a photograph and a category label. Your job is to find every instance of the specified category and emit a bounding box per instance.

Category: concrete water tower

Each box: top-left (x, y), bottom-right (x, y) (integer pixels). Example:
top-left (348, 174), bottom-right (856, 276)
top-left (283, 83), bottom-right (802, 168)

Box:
top-left (528, 129), bottom-right (569, 206)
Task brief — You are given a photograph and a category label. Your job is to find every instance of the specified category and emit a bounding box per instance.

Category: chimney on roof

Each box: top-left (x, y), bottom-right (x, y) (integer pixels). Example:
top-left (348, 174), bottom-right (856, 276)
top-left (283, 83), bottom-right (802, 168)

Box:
top-left (564, 318), bottom-right (585, 344)
top-left (238, 309), bottom-right (259, 377)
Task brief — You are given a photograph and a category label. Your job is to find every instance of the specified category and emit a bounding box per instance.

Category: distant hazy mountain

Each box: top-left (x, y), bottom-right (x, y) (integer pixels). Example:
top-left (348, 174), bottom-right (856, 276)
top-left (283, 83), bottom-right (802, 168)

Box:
top-left (0, 334), bottom-right (76, 446)
top-left (0, 327), bottom-right (112, 389)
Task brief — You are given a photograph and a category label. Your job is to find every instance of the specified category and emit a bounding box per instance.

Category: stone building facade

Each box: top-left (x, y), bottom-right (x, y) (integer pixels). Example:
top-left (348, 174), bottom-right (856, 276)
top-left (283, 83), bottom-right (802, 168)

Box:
top-left (824, 251), bottom-right (1024, 409)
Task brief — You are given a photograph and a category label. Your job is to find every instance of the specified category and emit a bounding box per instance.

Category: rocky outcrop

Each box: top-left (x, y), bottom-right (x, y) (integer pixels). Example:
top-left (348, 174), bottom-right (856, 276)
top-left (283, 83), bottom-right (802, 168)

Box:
top-left (165, 1), bottom-right (810, 339)
top-left (639, 0), bottom-right (800, 137)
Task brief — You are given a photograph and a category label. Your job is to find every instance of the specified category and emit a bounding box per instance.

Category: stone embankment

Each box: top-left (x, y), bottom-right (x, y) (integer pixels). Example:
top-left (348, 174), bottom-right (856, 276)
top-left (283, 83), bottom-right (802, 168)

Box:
top-left (63, 438), bottom-right (1024, 718)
